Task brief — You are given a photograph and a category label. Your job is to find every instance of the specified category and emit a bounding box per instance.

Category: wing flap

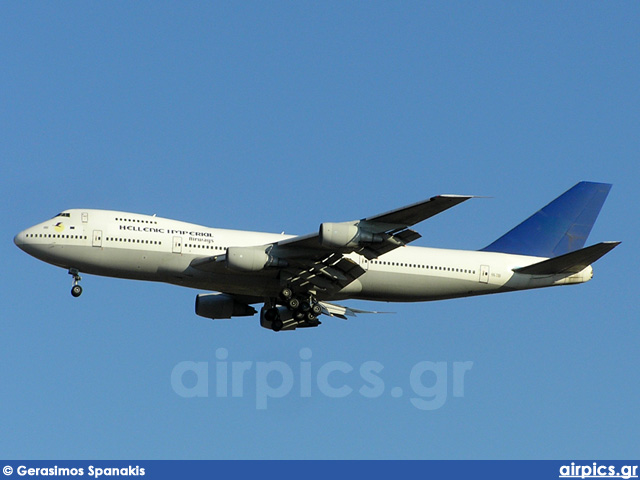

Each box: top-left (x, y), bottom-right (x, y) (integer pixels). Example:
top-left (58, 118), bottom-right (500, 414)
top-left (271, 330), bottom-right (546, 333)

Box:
top-left (287, 253), bottom-right (366, 293)
top-left (358, 228), bottom-right (422, 259)
top-left (318, 301), bottom-right (394, 319)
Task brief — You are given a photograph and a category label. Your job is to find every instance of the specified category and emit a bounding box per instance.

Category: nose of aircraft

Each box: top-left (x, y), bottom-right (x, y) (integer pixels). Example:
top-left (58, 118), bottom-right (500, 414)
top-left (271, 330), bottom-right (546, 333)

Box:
top-left (14, 230), bottom-right (25, 249)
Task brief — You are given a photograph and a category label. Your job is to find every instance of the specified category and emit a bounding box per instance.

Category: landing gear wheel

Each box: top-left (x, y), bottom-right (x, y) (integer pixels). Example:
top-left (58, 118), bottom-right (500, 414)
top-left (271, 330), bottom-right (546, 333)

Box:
top-left (69, 268), bottom-right (82, 298)
top-left (272, 319), bottom-right (283, 332)
top-left (280, 288), bottom-right (293, 301)
top-left (311, 303), bottom-right (322, 316)
top-left (264, 307), bottom-right (279, 322)
top-left (305, 312), bottom-right (317, 322)
top-left (287, 297), bottom-right (300, 310)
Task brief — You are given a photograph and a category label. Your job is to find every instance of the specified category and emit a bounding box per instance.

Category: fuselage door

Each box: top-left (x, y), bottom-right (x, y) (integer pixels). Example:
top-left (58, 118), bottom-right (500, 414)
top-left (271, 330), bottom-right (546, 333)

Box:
top-left (92, 230), bottom-right (102, 247)
top-left (479, 264), bottom-right (490, 284)
top-left (172, 236), bottom-right (182, 254)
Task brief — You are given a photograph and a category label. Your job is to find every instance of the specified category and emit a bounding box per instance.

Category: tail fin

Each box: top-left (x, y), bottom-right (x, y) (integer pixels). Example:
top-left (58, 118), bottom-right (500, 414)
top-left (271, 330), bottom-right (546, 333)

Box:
top-left (481, 181), bottom-right (612, 258)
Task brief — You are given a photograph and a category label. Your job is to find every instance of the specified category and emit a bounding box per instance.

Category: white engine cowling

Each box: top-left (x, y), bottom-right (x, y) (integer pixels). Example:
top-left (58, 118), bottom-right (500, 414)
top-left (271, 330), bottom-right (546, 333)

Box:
top-left (226, 246), bottom-right (286, 272)
top-left (195, 293), bottom-right (257, 319)
top-left (319, 222), bottom-right (382, 248)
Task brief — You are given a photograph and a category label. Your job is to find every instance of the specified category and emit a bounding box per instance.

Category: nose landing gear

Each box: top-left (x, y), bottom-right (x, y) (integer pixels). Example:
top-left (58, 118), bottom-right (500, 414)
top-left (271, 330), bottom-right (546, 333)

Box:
top-left (69, 268), bottom-right (83, 297)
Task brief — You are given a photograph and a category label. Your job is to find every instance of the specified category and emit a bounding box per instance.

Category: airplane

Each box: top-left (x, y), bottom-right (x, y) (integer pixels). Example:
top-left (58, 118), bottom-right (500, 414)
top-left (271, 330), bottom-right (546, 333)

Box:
top-left (14, 181), bottom-right (619, 332)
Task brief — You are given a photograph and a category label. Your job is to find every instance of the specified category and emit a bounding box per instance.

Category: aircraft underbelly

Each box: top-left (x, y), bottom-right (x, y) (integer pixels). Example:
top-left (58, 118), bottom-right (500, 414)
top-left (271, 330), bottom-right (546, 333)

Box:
top-left (355, 270), bottom-right (496, 302)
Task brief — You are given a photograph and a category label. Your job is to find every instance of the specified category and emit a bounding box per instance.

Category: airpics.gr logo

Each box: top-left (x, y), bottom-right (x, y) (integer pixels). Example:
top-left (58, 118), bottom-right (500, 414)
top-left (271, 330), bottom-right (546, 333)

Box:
top-left (54, 222), bottom-right (65, 232)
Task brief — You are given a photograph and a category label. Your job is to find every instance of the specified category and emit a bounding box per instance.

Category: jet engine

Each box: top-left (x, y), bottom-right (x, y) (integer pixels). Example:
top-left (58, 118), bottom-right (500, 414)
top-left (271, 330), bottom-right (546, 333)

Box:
top-left (226, 246), bottom-right (286, 272)
top-left (319, 222), bottom-right (383, 248)
top-left (195, 293), bottom-right (257, 319)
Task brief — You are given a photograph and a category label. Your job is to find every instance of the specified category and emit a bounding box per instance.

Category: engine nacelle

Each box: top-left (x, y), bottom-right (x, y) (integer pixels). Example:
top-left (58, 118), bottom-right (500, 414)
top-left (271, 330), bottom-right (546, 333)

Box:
top-left (319, 222), bottom-right (382, 248)
top-left (226, 246), bottom-right (286, 272)
top-left (195, 293), bottom-right (257, 319)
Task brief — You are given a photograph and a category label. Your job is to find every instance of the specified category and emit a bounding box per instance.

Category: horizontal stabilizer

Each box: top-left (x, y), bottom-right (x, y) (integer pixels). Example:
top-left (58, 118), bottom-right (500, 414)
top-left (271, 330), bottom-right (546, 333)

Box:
top-left (513, 241), bottom-right (620, 275)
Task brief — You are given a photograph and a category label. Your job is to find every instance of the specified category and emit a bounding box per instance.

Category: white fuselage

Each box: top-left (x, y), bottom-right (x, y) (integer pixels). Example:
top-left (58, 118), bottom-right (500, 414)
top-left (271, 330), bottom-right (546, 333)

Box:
top-left (14, 209), bottom-right (593, 303)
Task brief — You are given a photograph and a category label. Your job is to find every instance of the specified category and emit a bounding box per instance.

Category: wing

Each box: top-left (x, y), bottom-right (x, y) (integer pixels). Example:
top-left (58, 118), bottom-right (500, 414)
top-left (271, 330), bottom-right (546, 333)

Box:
top-left (192, 194), bottom-right (473, 296)
top-left (274, 194), bottom-right (473, 258)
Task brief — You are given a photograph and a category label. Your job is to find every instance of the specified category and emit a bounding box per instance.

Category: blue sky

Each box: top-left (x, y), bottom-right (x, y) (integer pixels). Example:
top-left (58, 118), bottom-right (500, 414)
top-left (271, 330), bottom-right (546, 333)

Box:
top-left (1, 2), bottom-right (638, 459)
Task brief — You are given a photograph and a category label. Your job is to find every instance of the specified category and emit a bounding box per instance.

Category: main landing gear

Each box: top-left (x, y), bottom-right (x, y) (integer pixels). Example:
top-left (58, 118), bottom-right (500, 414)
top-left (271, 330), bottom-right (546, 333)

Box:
top-left (69, 268), bottom-right (83, 297)
top-left (263, 288), bottom-right (323, 332)
top-left (264, 307), bottom-right (283, 332)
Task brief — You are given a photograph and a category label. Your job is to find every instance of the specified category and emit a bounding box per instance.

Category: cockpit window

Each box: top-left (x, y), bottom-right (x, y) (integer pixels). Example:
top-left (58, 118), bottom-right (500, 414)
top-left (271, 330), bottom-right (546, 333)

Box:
top-left (54, 213), bottom-right (71, 218)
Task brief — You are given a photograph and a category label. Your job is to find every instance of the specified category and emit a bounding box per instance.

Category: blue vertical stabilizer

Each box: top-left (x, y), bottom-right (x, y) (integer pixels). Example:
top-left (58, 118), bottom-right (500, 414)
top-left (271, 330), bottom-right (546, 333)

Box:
top-left (481, 182), bottom-right (612, 258)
